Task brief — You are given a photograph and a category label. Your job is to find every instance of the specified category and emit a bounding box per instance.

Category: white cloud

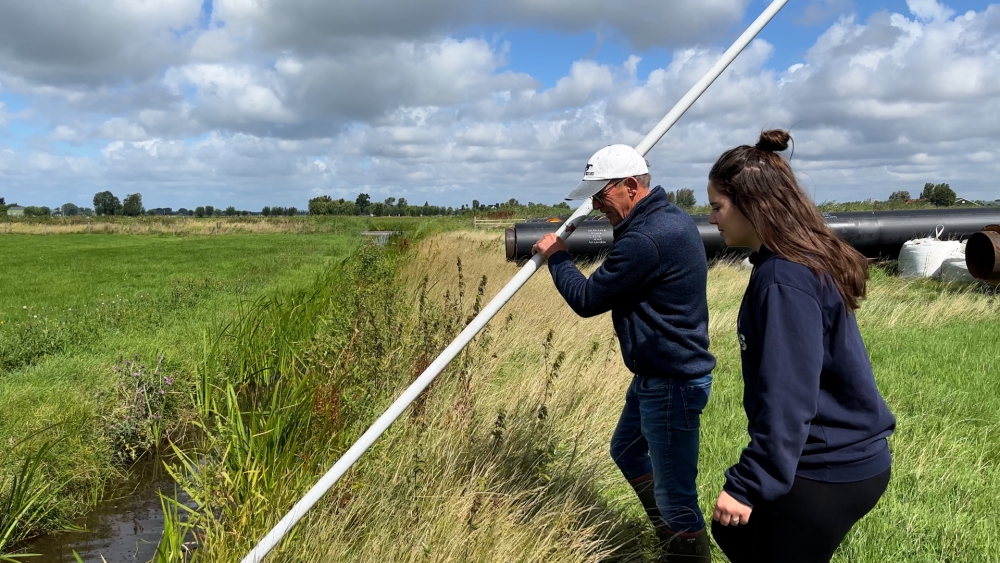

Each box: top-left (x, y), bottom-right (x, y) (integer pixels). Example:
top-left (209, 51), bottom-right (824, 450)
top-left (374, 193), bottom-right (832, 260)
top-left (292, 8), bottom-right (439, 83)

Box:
top-left (50, 125), bottom-right (85, 143)
top-left (0, 0), bottom-right (202, 86)
top-left (97, 118), bottom-right (148, 141)
top-left (906, 0), bottom-right (955, 22)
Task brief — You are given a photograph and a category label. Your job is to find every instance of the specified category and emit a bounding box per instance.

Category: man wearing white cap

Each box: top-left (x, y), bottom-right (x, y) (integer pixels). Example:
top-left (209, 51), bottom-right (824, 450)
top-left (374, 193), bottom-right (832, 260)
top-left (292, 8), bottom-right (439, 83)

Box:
top-left (534, 145), bottom-right (716, 562)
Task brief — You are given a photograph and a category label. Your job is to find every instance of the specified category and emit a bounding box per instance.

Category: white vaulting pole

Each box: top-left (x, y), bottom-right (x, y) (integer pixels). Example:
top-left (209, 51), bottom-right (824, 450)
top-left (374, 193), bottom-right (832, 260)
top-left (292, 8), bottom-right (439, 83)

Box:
top-left (241, 1), bottom-right (788, 561)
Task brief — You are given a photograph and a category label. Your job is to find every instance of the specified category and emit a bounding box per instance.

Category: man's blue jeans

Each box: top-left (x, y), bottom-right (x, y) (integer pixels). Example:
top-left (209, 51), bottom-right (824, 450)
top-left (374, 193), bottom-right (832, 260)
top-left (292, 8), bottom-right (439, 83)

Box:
top-left (610, 373), bottom-right (712, 532)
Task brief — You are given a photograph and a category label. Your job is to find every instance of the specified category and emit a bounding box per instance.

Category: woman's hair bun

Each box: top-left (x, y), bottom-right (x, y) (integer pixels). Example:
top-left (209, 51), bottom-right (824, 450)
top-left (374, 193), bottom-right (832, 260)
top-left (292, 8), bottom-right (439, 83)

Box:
top-left (755, 129), bottom-right (791, 153)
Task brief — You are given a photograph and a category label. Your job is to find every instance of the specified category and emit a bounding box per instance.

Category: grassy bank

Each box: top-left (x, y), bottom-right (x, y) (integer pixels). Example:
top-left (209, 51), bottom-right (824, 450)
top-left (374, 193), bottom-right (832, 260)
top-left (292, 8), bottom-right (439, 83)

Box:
top-left (0, 231), bottom-right (363, 557)
top-left (161, 230), bottom-right (999, 562)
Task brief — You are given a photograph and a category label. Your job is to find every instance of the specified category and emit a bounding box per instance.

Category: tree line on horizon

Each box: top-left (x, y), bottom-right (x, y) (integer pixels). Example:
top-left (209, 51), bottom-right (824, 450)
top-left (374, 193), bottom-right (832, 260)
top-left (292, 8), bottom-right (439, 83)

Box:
top-left (887, 183), bottom-right (959, 207)
top-left (0, 183), bottom-right (993, 219)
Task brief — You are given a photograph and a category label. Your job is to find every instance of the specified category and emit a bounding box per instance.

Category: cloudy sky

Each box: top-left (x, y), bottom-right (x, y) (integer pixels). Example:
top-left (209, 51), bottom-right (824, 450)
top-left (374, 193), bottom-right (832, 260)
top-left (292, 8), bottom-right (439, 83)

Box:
top-left (1, 0), bottom-right (999, 210)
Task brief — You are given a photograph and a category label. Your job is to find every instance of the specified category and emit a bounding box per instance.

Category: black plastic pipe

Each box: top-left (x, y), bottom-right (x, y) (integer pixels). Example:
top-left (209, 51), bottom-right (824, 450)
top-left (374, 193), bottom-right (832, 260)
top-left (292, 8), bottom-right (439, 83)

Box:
top-left (505, 208), bottom-right (1000, 261)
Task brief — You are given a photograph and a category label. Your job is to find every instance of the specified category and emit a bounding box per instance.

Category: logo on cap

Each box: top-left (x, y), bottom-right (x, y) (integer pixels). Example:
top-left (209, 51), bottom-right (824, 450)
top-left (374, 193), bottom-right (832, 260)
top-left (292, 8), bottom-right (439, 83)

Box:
top-left (584, 163), bottom-right (594, 177)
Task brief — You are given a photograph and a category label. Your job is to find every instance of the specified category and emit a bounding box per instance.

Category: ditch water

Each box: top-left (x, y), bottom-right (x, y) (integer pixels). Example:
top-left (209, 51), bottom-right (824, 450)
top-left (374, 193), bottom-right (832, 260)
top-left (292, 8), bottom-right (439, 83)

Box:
top-left (14, 456), bottom-right (191, 563)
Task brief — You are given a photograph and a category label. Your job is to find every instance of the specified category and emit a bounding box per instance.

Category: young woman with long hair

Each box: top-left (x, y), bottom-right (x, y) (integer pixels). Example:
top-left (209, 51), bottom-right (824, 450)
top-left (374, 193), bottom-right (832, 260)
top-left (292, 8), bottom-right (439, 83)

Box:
top-left (706, 130), bottom-right (896, 562)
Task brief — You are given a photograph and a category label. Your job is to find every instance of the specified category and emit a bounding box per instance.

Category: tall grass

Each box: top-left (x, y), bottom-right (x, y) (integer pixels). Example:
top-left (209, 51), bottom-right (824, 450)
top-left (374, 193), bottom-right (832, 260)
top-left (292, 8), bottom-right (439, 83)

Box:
top-left (0, 432), bottom-right (76, 561)
top-left (0, 216), bottom-right (468, 236)
top-left (159, 229), bottom-right (999, 562)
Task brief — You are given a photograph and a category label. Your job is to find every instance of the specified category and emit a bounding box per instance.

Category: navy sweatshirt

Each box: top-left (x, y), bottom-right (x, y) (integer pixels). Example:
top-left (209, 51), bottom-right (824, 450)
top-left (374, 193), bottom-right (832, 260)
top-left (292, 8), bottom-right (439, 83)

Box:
top-left (547, 186), bottom-right (716, 380)
top-left (723, 246), bottom-right (896, 507)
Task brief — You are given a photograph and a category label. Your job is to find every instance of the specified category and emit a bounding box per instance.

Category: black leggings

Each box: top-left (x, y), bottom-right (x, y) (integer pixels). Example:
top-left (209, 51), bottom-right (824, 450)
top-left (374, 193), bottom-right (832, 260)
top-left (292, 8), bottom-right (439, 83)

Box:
top-left (711, 469), bottom-right (890, 563)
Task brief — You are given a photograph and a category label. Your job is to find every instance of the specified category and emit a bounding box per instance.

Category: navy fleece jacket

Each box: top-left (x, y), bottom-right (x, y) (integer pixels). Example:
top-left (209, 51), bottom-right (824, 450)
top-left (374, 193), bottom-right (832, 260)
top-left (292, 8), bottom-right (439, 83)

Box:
top-left (724, 246), bottom-right (896, 507)
top-left (547, 186), bottom-right (716, 380)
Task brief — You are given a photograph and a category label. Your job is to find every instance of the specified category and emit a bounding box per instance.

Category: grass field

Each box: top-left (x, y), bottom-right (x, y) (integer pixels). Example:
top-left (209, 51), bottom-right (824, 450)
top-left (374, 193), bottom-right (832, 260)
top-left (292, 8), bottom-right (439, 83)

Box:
top-left (0, 231), bottom-right (363, 555)
top-left (3, 222), bottom-right (998, 562)
top-left (145, 228), bottom-right (1000, 562)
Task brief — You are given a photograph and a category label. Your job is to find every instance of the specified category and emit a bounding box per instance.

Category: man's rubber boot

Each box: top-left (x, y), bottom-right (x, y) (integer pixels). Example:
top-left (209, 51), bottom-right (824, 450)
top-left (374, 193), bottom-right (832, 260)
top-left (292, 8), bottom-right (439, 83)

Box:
top-left (657, 528), bottom-right (711, 563)
top-left (628, 473), bottom-right (666, 529)
top-left (629, 473), bottom-right (710, 562)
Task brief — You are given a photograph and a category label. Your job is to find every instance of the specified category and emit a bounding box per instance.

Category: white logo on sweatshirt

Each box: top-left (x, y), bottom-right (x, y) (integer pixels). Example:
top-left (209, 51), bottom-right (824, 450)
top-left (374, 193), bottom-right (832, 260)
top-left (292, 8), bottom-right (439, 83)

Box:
top-left (738, 332), bottom-right (747, 352)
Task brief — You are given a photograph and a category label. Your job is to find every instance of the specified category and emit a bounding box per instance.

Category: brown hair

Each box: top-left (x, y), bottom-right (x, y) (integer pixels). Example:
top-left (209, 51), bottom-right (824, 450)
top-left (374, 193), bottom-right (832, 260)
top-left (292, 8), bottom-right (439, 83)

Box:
top-left (709, 129), bottom-right (868, 311)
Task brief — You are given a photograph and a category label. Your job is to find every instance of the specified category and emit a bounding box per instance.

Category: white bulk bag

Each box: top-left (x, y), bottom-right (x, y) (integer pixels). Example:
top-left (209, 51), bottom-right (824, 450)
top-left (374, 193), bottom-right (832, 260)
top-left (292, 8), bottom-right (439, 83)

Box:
top-left (939, 243), bottom-right (976, 283)
top-left (898, 227), bottom-right (962, 279)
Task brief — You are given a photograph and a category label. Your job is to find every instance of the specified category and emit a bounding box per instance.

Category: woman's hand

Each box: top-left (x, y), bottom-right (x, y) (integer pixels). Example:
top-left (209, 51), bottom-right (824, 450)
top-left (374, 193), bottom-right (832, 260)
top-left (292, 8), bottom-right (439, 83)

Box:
top-left (713, 490), bottom-right (752, 526)
top-left (532, 233), bottom-right (569, 259)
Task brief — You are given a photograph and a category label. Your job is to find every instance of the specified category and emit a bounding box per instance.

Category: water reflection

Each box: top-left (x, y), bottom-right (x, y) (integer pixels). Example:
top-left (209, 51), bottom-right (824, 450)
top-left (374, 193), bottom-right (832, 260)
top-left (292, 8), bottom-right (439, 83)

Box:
top-left (15, 457), bottom-right (190, 563)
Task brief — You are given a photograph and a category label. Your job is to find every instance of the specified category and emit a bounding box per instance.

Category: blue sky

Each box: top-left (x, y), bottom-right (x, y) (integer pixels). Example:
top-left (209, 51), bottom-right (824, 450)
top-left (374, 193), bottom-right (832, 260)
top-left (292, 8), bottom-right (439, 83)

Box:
top-left (1, 0), bottom-right (999, 210)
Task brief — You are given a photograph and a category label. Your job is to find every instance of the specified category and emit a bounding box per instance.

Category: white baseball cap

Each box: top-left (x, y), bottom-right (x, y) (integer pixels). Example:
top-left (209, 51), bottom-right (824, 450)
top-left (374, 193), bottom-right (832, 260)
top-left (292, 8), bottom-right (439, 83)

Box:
top-left (565, 144), bottom-right (649, 200)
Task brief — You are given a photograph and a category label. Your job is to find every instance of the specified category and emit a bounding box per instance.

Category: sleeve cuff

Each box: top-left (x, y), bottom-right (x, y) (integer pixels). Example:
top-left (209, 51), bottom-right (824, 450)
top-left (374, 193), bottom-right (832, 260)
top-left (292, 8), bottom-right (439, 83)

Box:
top-left (547, 250), bottom-right (573, 267)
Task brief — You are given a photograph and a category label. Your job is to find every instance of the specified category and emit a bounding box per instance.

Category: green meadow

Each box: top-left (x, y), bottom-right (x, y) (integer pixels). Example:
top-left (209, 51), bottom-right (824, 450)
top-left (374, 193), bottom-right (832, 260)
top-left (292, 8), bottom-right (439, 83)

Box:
top-left (1, 221), bottom-right (999, 562)
top-left (0, 231), bottom-right (362, 553)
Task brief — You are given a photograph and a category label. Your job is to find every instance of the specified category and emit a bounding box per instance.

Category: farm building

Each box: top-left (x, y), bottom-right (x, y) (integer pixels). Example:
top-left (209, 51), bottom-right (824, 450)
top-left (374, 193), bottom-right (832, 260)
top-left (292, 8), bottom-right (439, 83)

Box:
top-left (6, 206), bottom-right (25, 217)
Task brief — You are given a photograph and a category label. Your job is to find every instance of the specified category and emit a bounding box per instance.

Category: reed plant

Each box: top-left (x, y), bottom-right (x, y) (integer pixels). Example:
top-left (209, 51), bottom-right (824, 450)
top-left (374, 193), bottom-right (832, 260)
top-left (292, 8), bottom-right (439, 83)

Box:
top-left (0, 433), bottom-right (75, 561)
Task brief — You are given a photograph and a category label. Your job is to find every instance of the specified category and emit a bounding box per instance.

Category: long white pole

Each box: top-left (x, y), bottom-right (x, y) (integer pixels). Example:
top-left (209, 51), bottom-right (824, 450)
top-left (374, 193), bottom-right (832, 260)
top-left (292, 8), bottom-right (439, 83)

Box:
top-left (241, 1), bottom-right (788, 560)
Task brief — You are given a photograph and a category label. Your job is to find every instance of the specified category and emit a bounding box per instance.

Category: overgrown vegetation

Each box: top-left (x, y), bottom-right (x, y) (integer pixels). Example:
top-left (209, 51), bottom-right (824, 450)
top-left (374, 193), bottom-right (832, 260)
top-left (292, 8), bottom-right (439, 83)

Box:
top-left (0, 232), bottom-right (360, 560)
top-left (151, 230), bottom-right (999, 562)
top-left (3, 222), bottom-right (998, 562)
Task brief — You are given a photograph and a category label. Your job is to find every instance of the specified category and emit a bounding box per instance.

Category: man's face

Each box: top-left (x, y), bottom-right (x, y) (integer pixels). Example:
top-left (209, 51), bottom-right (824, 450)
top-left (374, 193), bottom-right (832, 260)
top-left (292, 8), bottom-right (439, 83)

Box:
top-left (592, 177), bottom-right (634, 226)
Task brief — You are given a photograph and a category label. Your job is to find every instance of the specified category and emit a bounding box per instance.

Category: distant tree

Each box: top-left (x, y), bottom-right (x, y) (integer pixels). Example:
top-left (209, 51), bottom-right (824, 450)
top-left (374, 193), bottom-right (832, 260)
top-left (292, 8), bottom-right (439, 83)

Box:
top-left (203, 205), bottom-right (214, 217)
top-left (888, 190), bottom-right (910, 202)
top-left (212, 208), bottom-right (223, 217)
top-left (261, 206), bottom-right (271, 217)
top-left (61, 203), bottom-right (80, 216)
top-left (928, 183), bottom-right (956, 207)
top-left (286, 207), bottom-right (298, 216)
top-left (177, 208), bottom-right (188, 216)
top-left (81, 208), bottom-right (94, 216)
top-left (122, 193), bottom-right (144, 216)
top-left (355, 193), bottom-right (371, 215)
top-left (146, 209), bottom-right (156, 216)
top-left (665, 190), bottom-right (677, 204)
top-left (471, 199), bottom-right (480, 211)
top-left (506, 198), bottom-right (520, 207)
top-left (24, 206), bottom-right (51, 217)
top-left (309, 196), bottom-right (335, 215)
top-left (920, 183), bottom-right (935, 200)
top-left (93, 191), bottom-right (122, 216)
top-left (674, 188), bottom-right (697, 208)
top-left (370, 202), bottom-right (386, 216)
top-left (195, 206), bottom-right (206, 218)
top-left (384, 197), bottom-right (396, 207)
top-left (225, 206), bottom-right (237, 216)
